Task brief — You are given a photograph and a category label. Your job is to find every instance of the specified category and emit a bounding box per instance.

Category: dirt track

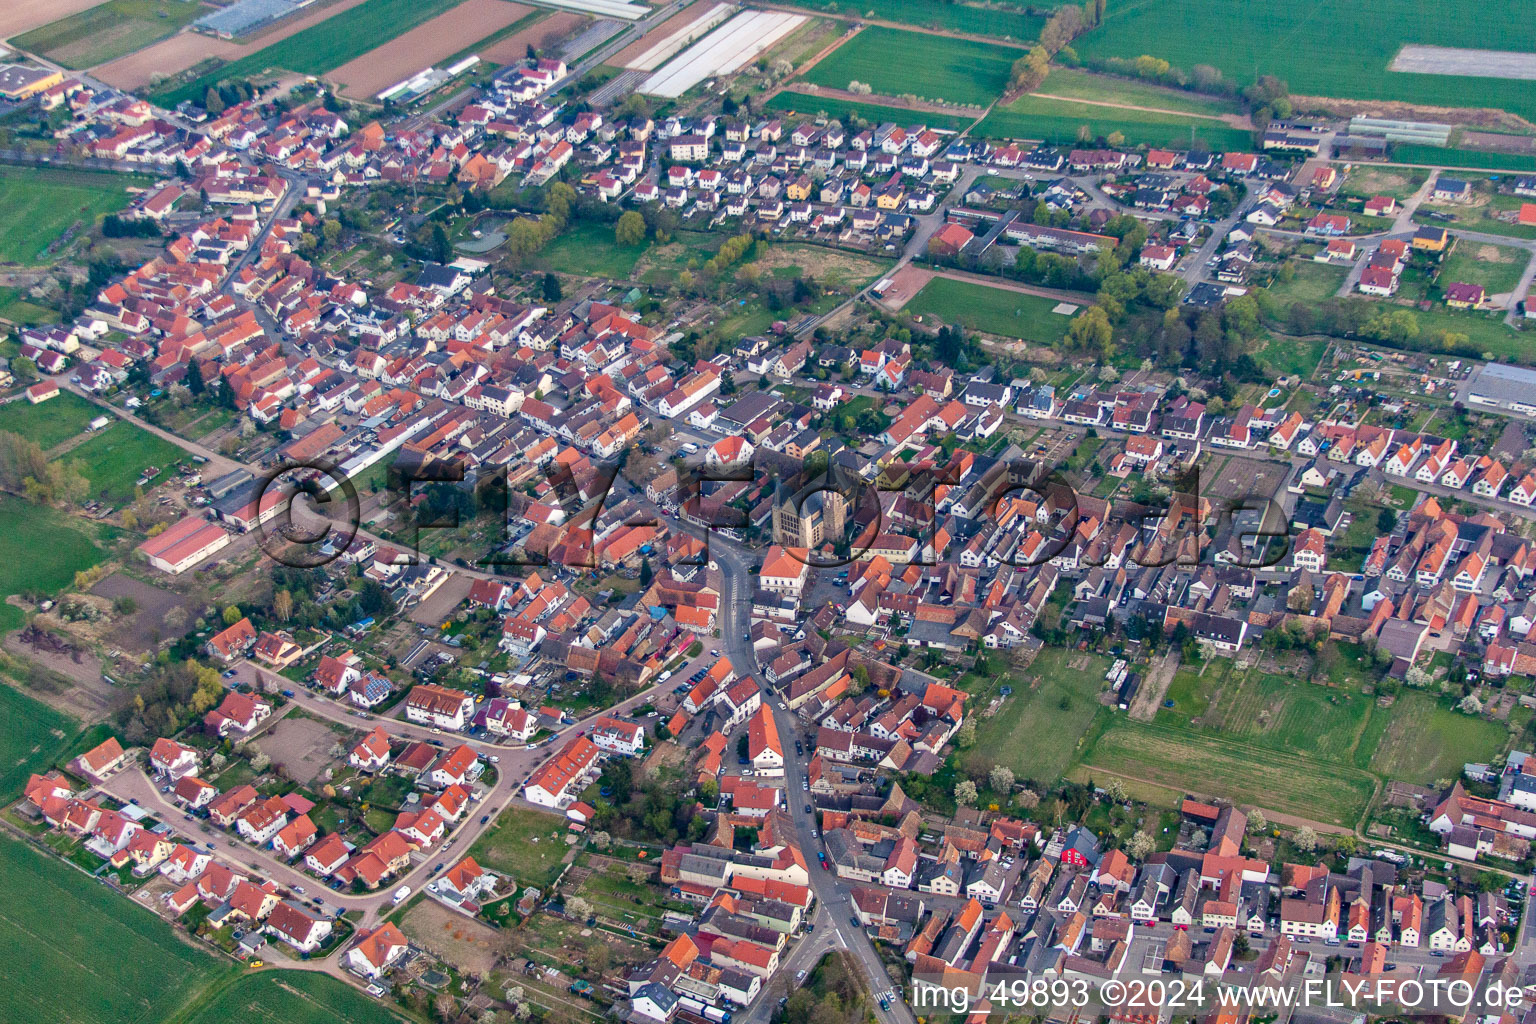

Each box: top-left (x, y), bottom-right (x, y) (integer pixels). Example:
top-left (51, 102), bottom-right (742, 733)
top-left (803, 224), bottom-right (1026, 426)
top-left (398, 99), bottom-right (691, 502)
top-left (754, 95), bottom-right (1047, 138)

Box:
top-left (328, 0), bottom-right (531, 99)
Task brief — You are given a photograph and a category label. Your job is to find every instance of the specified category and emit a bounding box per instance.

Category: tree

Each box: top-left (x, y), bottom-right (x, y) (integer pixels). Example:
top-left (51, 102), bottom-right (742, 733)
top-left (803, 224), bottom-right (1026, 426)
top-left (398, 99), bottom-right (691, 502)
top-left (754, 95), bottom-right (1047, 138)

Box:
top-left (567, 895), bottom-right (593, 920)
top-left (1126, 831), bottom-right (1155, 859)
top-left (185, 359), bottom-right (205, 396)
top-left (989, 765), bottom-right (1015, 793)
top-left (615, 209), bottom-right (647, 247)
top-left (11, 356), bottom-right (36, 382)
top-left (639, 556), bottom-right (653, 586)
top-left (204, 86), bottom-right (225, 114)
top-left (1294, 826), bottom-right (1319, 852)
top-left (1104, 778), bottom-right (1127, 802)
top-left (955, 718), bottom-right (977, 748)
top-left (1376, 507), bottom-right (1396, 533)
top-left (541, 272), bottom-right (562, 302)
top-left (1067, 305), bottom-right (1114, 359)
top-left (222, 605), bottom-right (243, 626)
top-left (954, 780), bottom-right (978, 806)
top-left (273, 589), bottom-right (293, 622)
top-left (1248, 810), bottom-right (1268, 834)
top-left (1459, 693), bottom-right (1484, 714)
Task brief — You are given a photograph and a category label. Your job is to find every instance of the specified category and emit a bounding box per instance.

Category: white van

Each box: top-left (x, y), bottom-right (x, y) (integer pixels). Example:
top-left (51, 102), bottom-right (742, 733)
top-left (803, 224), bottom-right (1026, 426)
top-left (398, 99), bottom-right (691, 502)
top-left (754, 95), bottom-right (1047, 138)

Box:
top-left (392, 885), bottom-right (411, 904)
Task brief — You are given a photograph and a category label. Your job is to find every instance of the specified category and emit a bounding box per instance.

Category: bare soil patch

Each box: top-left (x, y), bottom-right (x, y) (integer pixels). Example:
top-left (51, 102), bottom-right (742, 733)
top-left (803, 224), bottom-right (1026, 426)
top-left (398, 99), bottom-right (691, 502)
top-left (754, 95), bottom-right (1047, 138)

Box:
top-left (400, 899), bottom-right (510, 973)
top-left (481, 10), bottom-right (584, 64)
top-left (328, 0), bottom-right (531, 100)
top-left (0, 0), bottom-right (104, 42)
top-left (92, 0), bottom-right (372, 90)
top-left (88, 572), bottom-right (199, 654)
top-left (408, 571), bottom-right (474, 626)
top-left (2, 629), bottom-right (118, 720)
top-left (254, 714), bottom-right (349, 785)
top-left (1292, 94), bottom-right (1536, 134)
top-left (875, 263), bottom-right (932, 311)
top-left (1461, 130), bottom-right (1536, 155)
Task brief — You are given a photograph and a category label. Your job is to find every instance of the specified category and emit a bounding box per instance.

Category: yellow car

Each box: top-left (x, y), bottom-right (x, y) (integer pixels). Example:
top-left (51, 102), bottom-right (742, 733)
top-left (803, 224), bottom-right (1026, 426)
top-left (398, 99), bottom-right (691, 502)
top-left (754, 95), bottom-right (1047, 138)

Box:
top-left (248, 960), bottom-right (264, 968)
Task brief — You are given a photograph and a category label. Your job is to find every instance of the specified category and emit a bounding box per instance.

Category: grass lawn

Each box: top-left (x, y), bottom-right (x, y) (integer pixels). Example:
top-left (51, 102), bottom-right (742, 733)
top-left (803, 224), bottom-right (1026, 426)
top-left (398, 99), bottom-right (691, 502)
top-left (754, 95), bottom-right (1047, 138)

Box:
top-left (979, 93), bottom-right (1254, 151)
top-left (1362, 691), bottom-right (1508, 784)
top-left (181, 970), bottom-right (405, 1024)
top-left (1439, 241), bottom-right (1530, 295)
top-left (152, 0), bottom-right (468, 107)
top-left (1391, 145), bottom-right (1536, 174)
top-left (1076, 0), bottom-right (1536, 124)
top-left (0, 837), bottom-right (228, 1024)
top-left (763, 92), bottom-right (973, 133)
top-left (906, 276), bottom-right (1081, 344)
top-left (0, 683), bottom-right (79, 800)
top-left (12, 0), bottom-right (206, 69)
top-left (1256, 334), bottom-right (1330, 378)
top-left (962, 647), bottom-right (1111, 784)
top-left (68, 421), bottom-right (185, 504)
top-left (0, 168), bottom-right (142, 265)
top-left (1080, 718), bottom-right (1377, 826)
top-left (536, 221), bottom-right (649, 280)
top-left (782, 0), bottom-right (1042, 41)
top-left (799, 28), bottom-right (1015, 107)
top-left (1265, 261), bottom-right (1348, 306)
top-left (0, 391), bottom-right (100, 450)
top-left (0, 287), bottom-right (61, 326)
top-left (467, 806), bottom-right (568, 888)
top-left (0, 497), bottom-right (106, 632)
top-left (1033, 67), bottom-right (1242, 117)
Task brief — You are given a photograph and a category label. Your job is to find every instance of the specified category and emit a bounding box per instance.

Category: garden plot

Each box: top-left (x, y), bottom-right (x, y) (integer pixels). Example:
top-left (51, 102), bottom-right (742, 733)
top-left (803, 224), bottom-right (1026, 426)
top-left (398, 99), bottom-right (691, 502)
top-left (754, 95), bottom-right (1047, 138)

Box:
top-left (640, 9), bottom-right (807, 97)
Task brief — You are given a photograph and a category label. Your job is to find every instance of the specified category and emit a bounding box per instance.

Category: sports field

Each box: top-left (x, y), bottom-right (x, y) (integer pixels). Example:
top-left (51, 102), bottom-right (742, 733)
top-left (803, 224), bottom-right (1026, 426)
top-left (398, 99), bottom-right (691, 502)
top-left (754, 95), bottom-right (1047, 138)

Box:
top-left (764, 92), bottom-right (973, 133)
top-left (906, 276), bottom-right (1081, 345)
top-left (68, 421), bottom-right (185, 504)
top-left (979, 93), bottom-right (1254, 151)
top-left (11, 0), bottom-right (205, 69)
top-left (784, 0), bottom-right (1042, 41)
top-left (799, 28), bottom-right (1015, 107)
top-left (181, 972), bottom-right (404, 1024)
top-left (0, 391), bottom-right (99, 450)
top-left (0, 837), bottom-right (226, 1024)
top-left (0, 497), bottom-right (106, 632)
top-left (152, 0), bottom-right (468, 107)
top-left (0, 684), bottom-right (79, 800)
top-left (0, 168), bottom-right (142, 265)
top-left (1075, 0), bottom-right (1536, 123)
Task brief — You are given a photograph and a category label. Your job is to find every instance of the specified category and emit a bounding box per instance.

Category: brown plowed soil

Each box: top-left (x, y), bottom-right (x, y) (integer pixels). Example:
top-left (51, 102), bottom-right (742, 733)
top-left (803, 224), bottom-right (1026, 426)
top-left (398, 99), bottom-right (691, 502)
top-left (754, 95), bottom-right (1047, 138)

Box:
top-left (481, 10), bottom-right (584, 64)
top-left (328, 0), bottom-right (532, 100)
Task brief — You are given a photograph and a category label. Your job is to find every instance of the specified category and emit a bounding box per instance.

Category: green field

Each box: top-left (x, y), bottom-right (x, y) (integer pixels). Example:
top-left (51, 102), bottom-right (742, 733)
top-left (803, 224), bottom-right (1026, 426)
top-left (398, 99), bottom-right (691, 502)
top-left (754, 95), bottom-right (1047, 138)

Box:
top-left (1033, 67), bottom-right (1242, 117)
top-left (763, 92), bottom-right (973, 132)
top-left (1439, 242), bottom-right (1529, 295)
top-left (979, 93), bottom-right (1254, 151)
top-left (537, 222), bottom-right (649, 279)
top-left (1361, 691), bottom-right (1509, 783)
top-left (1081, 719), bottom-right (1377, 826)
top-left (68, 421), bottom-right (185, 504)
top-left (783, 0), bottom-right (1042, 40)
top-left (467, 806), bottom-right (568, 887)
top-left (0, 837), bottom-right (226, 1024)
top-left (1265, 261), bottom-right (1348, 307)
top-left (906, 276), bottom-right (1082, 344)
top-left (0, 498), bottom-right (106, 631)
top-left (799, 28), bottom-right (1016, 107)
top-left (1391, 145), bottom-right (1536, 173)
top-left (12, 0), bottom-right (206, 69)
top-left (0, 168), bottom-right (141, 265)
top-left (1076, 0), bottom-right (1536, 124)
top-left (0, 391), bottom-right (100, 450)
top-left (0, 683), bottom-right (79, 799)
top-left (963, 648), bottom-right (1111, 783)
top-left (0, 287), bottom-right (61, 327)
top-left (181, 971), bottom-right (403, 1024)
top-left (152, 0), bottom-right (467, 107)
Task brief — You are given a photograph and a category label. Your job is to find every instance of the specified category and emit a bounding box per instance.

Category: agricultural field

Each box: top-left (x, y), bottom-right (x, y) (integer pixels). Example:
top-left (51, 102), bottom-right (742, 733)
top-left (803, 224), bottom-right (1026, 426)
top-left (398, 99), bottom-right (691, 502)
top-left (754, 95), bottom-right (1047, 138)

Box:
top-left (68, 421), bottom-right (185, 504)
top-left (180, 971), bottom-right (405, 1024)
top-left (0, 168), bottom-right (144, 266)
top-left (764, 92), bottom-right (973, 133)
top-left (152, 0), bottom-right (468, 107)
top-left (1391, 145), bottom-right (1536, 174)
top-left (1361, 691), bottom-right (1509, 784)
top-left (961, 647), bottom-right (1112, 784)
top-left (905, 276), bottom-right (1082, 345)
top-left (11, 0), bottom-right (205, 69)
top-left (1438, 242), bottom-right (1530, 296)
top-left (1075, 0), bottom-right (1536, 123)
top-left (0, 683), bottom-right (79, 800)
top-left (327, 0), bottom-right (532, 100)
top-left (0, 837), bottom-right (227, 1024)
top-left (1032, 67), bottom-right (1243, 117)
top-left (979, 93), bottom-right (1253, 151)
top-left (0, 497), bottom-right (107, 631)
top-left (467, 806), bottom-right (569, 887)
top-left (799, 28), bottom-right (1015, 107)
top-left (0, 391), bottom-right (100, 450)
top-left (782, 0), bottom-right (1043, 41)
top-left (1079, 718), bottom-right (1377, 826)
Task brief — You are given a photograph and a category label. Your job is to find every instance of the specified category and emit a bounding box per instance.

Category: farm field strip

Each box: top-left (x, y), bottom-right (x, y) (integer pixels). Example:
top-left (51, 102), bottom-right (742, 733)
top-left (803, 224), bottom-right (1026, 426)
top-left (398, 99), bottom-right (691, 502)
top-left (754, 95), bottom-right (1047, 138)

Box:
top-left (327, 0), bottom-right (532, 99)
top-left (763, 91), bottom-right (974, 132)
top-left (532, 0), bottom-right (649, 19)
top-left (779, 0), bottom-right (1042, 41)
top-left (621, 1), bottom-right (734, 70)
top-left (11, 0), bottom-right (206, 70)
top-left (979, 93), bottom-right (1253, 151)
top-left (640, 10), bottom-right (807, 97)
